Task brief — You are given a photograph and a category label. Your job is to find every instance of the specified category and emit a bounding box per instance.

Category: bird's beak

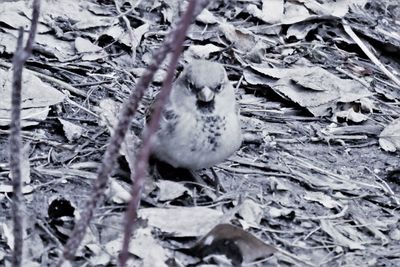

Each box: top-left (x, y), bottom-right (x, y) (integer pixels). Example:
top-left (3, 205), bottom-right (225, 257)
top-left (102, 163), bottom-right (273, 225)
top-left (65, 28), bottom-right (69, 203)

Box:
top-left (197, 86), bottom-right (215, 102)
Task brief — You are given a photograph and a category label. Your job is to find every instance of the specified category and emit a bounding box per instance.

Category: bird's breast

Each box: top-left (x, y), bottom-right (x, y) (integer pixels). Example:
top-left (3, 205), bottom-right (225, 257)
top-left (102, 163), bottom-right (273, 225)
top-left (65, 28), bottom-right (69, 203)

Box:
top-left (194, 114), bottom-right (227, 152)
top-left (153, 109), bottom-right (241, 170)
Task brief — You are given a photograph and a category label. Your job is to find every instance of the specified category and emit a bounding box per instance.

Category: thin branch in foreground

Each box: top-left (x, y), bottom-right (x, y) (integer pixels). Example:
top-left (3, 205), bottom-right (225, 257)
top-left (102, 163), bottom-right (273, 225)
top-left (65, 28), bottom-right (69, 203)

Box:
top-left (58, 0), bottom-right (210, 265)
top-left (118, 0), bottom-right (198, 265)
top-left (10, 26), bottom-right (24, 267)
top-left (9, 1), bottom-right (41, 267)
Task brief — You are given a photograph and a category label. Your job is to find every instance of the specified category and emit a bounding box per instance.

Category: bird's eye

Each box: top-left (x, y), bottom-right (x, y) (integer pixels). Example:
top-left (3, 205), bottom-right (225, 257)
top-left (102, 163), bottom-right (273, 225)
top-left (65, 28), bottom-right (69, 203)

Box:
top-left (188, 81), bottom-right (195, 91)
top-left (187, 79), bottom-right (198, 93)
top-left (215, 84), bottom-right (223, 93)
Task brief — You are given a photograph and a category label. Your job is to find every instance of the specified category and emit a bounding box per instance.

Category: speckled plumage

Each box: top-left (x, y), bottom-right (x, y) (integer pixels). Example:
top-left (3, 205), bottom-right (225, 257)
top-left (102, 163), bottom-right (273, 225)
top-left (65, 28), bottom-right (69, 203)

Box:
top-left (152, 59), bottom-right (242, 170)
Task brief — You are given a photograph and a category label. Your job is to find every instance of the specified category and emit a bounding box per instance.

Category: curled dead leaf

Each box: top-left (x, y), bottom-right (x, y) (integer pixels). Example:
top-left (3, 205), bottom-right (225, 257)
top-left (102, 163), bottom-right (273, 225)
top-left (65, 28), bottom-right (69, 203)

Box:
top-left (379, 119), bottom-right (400, 152)
top-left (190, 224), bottom-right (277, 266)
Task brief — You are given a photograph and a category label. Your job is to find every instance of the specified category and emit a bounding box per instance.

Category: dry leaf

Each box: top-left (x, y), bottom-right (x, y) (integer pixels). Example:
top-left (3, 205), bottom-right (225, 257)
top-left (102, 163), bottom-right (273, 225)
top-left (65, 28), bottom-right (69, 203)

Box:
top-left (237, 199), bottom-right (263, 226)
top-left (34, 33), bottom-right (76, 61)
top-left (139, 206), bottom-right (223, 237)
top-left (262, 0), bottom-right (284, 22)
top-left (248, 66), bottom-right (372, 117)
top-left (379, 119), bottom-right (400, 152)
top-left (7, 143), bottom-right (32, 184)
top-left (74, 37), bottom-right (107, 61)
top-left (105, 228), bottom-right (169, 267)
top-left (0, 1), bottom-right (49, 33)
top-left (59, 118), bottom-right (84, 142)
top-left (75, 37), bottom-right (102, 53)
top-left (0, 184), bottom-right (34, 194)
top-left (107, 179), bottom-right (131, 204)
top-left (183, 44), bottom-right (222, 60)
top-left (192, 224), bottom-right (277, 265)
top-left (0, 31), bottom-right (18, 54)
top-left (156, 180), bottom-right (191, 202)
top-left (267, 206), bottom-right (294, 218)
top-left (196, 9), bottom-right (219, 24)
top-left (0, 69), bottom-right (65, 126)
top-left (287, 22), bottom-right (321, 40)
top-left (335, 108), bottom-right (369, 123)
top-left (320, 220), bottom-right (365, 250)
top-left (303, 191), bottom-right (341, 209)
top-left (219, 22), bottom-right (256, 52)
top-left (304, 0), bottom-right (350, 17)
top-left (87, 243), bottom-right (111, 266)
top-left (128, 227), bottom-right (170, 267)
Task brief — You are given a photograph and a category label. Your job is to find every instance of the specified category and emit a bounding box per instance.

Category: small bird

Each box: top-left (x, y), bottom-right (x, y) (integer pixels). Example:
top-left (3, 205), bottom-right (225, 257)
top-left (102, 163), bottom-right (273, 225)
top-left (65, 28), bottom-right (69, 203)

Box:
top-left (151, 59), bottom-right (242, 170)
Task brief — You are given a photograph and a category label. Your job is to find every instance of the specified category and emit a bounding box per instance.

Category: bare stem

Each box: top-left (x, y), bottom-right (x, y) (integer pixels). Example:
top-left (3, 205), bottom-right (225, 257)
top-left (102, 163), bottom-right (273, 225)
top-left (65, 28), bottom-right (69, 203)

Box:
top-left (10, 1), bottom-right (41, 267)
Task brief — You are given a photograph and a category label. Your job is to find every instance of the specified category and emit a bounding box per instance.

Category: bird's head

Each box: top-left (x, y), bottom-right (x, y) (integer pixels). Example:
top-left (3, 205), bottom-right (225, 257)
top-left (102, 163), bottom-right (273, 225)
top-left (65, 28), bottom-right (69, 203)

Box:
top-left (172, 59), bottom-right (236, 114)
